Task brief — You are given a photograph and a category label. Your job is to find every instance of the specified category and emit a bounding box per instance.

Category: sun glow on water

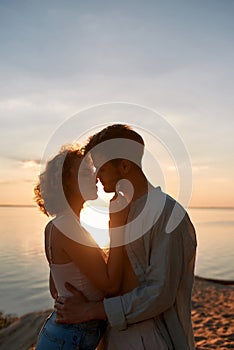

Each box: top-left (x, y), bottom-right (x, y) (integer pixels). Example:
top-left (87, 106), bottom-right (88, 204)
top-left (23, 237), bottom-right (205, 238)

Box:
top-left (80, 204), bottom-right (110, 248)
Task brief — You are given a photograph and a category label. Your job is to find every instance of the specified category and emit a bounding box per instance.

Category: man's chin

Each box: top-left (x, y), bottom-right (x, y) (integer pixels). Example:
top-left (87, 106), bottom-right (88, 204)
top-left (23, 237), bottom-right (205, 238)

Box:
top-left (103, 186), bottom-right (114, 193)
top-left (99, 182), bottom-right (115, 193)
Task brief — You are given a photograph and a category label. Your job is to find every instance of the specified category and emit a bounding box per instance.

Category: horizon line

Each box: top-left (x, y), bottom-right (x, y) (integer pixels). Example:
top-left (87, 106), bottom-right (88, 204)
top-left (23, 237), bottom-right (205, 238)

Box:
top-left (0, 204), bottom-right (234, 210)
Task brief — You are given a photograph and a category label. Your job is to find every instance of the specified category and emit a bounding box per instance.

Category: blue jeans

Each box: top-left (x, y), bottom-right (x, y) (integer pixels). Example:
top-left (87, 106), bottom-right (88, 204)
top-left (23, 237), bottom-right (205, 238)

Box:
top-left (36, 312), bottom-right (106, 350)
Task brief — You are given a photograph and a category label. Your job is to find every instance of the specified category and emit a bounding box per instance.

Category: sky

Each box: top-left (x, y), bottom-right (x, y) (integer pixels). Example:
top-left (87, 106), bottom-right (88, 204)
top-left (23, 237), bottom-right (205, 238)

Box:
top-left (0, 0), bottom-right (233, 207)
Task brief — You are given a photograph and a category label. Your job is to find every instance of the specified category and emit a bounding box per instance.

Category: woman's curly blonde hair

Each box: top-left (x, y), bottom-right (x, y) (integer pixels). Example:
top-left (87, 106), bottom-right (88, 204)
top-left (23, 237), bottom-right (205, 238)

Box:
top-left (34, 145), bottom-right (83, 216)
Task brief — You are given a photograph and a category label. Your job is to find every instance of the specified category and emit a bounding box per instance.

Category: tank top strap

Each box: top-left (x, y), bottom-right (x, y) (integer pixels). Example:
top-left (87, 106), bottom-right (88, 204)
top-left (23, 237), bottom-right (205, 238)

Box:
top-left (48, 223), bottom-right (54, 264)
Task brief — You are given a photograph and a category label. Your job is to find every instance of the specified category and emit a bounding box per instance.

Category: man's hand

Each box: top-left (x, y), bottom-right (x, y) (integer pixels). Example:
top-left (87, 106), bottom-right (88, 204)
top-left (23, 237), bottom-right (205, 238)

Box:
top-left (55, 283), bottom-right (89, 323)
top-left (54, 283), bottom-right (106, 323)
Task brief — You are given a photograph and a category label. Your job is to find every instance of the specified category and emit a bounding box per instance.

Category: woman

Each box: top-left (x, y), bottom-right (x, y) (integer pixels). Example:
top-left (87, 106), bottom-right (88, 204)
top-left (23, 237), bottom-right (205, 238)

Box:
top-left (34, 145), bottom-right (128, 350)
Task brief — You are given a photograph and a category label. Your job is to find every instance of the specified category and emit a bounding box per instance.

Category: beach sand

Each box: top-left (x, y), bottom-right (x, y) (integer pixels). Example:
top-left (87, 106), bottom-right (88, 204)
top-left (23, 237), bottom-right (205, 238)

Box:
top-left (0, 277), bottom-right (233, 350)
top-left (192, 277), bottom-right (234, 349)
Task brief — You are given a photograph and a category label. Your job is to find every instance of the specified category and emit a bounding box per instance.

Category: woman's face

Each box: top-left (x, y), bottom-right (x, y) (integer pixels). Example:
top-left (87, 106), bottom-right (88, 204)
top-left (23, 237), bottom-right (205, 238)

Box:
top-left (63, 155), bottom-right (98, 211)
top-left (77, 157), bottom-right (98, 201)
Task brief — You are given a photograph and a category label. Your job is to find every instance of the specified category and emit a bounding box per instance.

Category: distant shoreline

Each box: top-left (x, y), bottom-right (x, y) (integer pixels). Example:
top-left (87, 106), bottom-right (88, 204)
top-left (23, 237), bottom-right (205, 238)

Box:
top-left (0, 204), bottom-right (234, 209)
top-left (0, 204), bottom-right (36, 208)
top-left (195, 275), bottom-right (234, 285)
top-left (188, 206), bottom-right (234, 210)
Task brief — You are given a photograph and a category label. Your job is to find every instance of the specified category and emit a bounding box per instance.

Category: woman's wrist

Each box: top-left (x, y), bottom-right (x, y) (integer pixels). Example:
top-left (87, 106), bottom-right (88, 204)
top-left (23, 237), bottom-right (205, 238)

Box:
top-left (109, 226), bottom-right (125, 247)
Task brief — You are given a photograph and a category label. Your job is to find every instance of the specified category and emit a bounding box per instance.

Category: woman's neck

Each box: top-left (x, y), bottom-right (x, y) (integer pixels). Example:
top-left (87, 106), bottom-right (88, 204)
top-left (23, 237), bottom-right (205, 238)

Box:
top-left (68, 198), bottom-right (84, 218)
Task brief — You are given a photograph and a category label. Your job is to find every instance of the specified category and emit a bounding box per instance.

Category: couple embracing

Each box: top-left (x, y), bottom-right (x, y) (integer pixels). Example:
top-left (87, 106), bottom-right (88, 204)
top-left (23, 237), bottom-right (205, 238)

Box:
top-left (34, 124), bottom-right (197, 350)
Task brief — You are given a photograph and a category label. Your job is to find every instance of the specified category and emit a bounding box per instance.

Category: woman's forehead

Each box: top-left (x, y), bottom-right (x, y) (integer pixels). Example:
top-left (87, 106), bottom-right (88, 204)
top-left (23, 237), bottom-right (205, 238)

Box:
top-left (91, 152), bottom-right (108, 168)
top-left (81, 154), bottom-right (95, 170)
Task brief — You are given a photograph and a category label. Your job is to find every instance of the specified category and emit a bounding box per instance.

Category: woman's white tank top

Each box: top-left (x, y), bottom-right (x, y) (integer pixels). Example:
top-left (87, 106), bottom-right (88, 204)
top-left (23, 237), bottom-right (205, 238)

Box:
top-left (48, 214), bottom-right (104, 301)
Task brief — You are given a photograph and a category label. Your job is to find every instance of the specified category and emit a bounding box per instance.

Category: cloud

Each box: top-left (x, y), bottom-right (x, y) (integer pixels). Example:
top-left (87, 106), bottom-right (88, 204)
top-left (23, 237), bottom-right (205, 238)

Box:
top-left (192, 165), bottom-right (209, 173)
top-left (0, 180), bottom-right (15, 185)
top-left (20, 159), bottom-right (41, 169)
top-left (0, 1), bottom-right (233, 206)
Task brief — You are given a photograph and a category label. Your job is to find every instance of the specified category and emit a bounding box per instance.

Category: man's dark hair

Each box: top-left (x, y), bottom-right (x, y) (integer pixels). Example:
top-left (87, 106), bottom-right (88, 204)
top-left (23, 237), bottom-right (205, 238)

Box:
top-left (84, 124), bottom-right (145, 167)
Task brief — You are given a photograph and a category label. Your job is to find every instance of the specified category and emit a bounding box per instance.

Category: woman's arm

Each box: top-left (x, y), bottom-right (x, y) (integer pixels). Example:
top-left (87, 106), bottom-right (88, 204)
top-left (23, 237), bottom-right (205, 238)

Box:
top-left (49, 272), bottom-right (58, 299)
top-left (44, 222), bottom-right (58, 299)
top-left (61, 236), bottom-right (123, 296)
top-left (61, 195), bottom-right (129, 296)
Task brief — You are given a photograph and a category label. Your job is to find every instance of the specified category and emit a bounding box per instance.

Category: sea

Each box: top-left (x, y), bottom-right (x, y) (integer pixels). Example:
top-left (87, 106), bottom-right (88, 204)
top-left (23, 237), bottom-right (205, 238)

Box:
top-left (0, 206), bottom-right (233, 316)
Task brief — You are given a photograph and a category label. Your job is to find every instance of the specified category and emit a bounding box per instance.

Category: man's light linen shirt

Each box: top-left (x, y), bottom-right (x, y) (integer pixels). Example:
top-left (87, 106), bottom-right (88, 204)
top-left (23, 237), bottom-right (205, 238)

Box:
top-left (104, 187), bottom-right (197, 350)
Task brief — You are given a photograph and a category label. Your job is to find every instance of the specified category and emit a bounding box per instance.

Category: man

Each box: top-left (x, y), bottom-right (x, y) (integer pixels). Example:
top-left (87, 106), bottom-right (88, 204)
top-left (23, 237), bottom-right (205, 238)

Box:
top-left (55, 124), bottom-right (197, 349)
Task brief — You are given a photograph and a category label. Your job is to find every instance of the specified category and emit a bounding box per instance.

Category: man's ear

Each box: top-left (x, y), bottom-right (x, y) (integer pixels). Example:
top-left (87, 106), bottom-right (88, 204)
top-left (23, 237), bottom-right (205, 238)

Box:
top-left (119, 159), bottom-right (132, 174)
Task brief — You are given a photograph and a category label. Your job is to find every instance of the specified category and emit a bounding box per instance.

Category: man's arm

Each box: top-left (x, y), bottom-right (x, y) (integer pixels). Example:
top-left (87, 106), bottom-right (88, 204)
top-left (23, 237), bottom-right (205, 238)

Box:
top-left (55, 283), bottom-right (106, 323)
top-left (55, 225), bottom-right (182, 325)
top-left (55, 216), bottom-right (196, 328)
top-left (104, 215), bottom-right (196, 330)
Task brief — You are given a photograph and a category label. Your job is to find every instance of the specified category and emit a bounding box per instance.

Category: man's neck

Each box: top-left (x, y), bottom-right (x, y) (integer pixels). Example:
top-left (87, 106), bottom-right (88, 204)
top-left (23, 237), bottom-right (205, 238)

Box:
top-left (124, 173), bottom-right (154, 203)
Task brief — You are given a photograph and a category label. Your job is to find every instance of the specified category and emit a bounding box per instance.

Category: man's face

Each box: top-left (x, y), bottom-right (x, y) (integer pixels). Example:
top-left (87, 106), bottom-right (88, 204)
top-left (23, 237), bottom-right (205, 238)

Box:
top-left (92, 152), bottom-right (122, 193)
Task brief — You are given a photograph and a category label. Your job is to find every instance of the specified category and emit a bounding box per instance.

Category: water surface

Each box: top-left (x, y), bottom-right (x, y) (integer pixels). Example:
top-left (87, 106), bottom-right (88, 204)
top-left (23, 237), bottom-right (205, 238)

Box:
top-left (0, 206), bottom-right (233, 315)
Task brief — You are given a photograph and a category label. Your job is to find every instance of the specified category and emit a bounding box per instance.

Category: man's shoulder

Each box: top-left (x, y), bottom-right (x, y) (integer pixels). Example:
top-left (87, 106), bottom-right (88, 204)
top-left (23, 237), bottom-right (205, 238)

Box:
top-left (150, 187), bottom-right (186, 214)
top-left (149, 188), bottom-right (191, 234)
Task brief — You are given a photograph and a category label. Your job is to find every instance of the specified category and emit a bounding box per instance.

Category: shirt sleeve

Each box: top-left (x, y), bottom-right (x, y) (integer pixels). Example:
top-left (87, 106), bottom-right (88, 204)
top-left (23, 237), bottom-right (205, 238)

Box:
top-left (104, 221), bottom-right (185, 330)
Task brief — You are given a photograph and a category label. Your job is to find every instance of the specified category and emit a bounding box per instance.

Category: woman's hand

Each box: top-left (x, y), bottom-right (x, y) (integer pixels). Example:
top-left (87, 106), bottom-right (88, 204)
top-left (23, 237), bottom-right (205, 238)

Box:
top-left (109, 192), bottom-right (130, 247)
top-left (109, 192), bottom-right (130, 228)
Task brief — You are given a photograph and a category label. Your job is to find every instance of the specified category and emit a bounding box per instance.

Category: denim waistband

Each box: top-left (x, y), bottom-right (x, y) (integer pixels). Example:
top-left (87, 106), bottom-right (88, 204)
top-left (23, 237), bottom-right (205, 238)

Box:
top-left (49, 311), bottom-right (106, 331)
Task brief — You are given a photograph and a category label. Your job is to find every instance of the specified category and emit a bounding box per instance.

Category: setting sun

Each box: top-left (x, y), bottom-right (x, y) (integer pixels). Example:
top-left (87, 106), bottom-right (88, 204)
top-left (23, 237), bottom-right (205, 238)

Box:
top-left (80, 204), bottom-right (110, 248)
